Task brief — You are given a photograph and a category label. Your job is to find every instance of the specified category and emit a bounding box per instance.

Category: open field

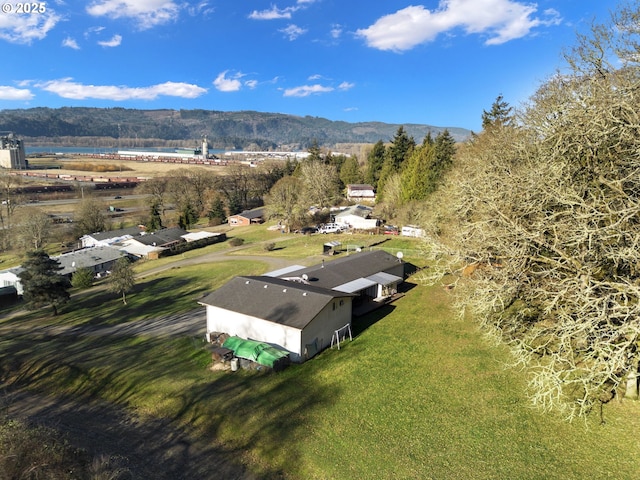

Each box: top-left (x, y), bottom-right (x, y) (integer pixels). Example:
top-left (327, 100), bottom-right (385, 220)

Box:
top-left (27, 155), bottom-right (233, 178)
top-left (2, 229), bottom-right (640, 479)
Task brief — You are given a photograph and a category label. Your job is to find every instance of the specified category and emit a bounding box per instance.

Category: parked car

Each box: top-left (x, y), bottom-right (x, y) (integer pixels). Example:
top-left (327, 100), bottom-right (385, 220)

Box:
top-left (298, 226), bottom-right (318, 235)
top-left (384, 225), bottom-right (399, 235)
top-left (318, 223), bottom-right (342, 234)
top-left (114, 195), bottom-right (122, 199)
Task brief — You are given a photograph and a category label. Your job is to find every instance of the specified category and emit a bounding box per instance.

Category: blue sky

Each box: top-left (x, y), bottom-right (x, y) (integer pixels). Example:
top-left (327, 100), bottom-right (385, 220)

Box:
top-left (0, 0), bottom-right (616, 131)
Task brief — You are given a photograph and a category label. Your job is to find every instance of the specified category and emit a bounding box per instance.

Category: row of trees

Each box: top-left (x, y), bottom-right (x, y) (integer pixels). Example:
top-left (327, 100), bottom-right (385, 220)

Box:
top-left (262, 129), bottom-right (456, 231)
top-left (137, 161), bottom-right (296, 230)
top-left (422, 3), bottom-right (640, 419)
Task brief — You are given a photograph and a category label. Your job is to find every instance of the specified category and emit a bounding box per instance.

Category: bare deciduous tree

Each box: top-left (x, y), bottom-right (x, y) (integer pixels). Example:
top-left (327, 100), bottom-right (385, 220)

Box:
top-left (422, 5), bottom-right (640, 420)
top-left (17, 207), bottom-right (52, 250)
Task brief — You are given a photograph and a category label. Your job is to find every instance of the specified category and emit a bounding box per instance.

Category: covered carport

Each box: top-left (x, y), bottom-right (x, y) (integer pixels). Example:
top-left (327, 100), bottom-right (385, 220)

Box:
top-left (333, 272), bottom-right (403, 316)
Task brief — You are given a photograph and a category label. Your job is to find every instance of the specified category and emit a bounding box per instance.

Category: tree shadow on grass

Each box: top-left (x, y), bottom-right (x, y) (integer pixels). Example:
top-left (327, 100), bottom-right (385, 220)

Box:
top-left (64, 276), bottom-right (209, 327)
top-left (2, 333), bottom-right (334, 479)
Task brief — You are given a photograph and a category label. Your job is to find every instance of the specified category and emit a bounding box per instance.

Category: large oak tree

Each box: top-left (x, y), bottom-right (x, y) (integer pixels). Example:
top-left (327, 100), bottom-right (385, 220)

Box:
top-left (423, 4), bottom-right (640, 419)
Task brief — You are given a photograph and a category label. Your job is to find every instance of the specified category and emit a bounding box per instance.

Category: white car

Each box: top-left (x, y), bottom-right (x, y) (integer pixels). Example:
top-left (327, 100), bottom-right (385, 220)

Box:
top-left (318, 223), bottom-right (342, 234)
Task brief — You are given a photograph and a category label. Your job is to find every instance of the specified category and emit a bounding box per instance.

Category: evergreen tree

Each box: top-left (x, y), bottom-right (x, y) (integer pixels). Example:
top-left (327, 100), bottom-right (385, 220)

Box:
top-left (365, 140), bottom-right (385, 189)
top-left (386, 126), bottom-right (416, 171)
top-left (401, 144), bottom-right (437, 202)
top-left (147, 200), bottom-right (163, 231)
top-left (178, 202), bottom-right (199, 230)
top-left (339, 156), bottom-right (364, 187)
top-left (422, 131), bottom-right (435, 147)
top-left (481, 94), bottom-right (513, 130)
top-left (377, 127), bottom-right (416, 200)
top-left (307, 140), bottom-right (323, 163)
top-left (18, 250), bottom-right (70, 315)
top-left (207, 196), bottom-right (227, 226)
top-left (433, 129), bottom-right (456, 179)
top-left (400, 131), bottom-right (455, 203)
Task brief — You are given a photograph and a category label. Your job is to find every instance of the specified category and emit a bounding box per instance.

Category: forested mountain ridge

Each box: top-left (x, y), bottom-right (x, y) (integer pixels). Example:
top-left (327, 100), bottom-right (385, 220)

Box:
top-left (0, 107), bottom-right (471, 149)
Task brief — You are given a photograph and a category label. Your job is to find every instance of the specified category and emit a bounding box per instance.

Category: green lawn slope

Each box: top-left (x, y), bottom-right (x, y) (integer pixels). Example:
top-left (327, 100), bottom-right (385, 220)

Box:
top-left (1, 232), bottom-right (640, 479)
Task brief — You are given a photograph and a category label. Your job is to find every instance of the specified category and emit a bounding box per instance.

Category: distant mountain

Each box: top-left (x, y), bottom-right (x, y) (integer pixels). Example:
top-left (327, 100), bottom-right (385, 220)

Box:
top-left (0, 107), bottom-right (472, 150)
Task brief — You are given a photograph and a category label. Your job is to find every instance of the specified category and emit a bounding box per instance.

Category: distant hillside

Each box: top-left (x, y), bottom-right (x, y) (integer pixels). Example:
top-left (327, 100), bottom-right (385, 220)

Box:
top-left (0, 107), bottom-right (472, 150)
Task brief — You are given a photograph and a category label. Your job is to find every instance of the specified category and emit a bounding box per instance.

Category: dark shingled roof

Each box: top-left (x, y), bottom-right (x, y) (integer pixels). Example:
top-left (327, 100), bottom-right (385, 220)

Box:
top-left (198, 276), bottom-right (353, 330)
top-left (232, 207), bottom-right (265, 220)
top-left (134, 227), bottom-right (188, 247)
top-left (278, 250), bottom-right (403, 290)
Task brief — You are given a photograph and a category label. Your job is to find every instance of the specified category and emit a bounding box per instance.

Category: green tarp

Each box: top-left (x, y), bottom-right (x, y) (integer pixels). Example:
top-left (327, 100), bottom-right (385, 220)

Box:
top-left (223, 336), bottom-right (290, 368)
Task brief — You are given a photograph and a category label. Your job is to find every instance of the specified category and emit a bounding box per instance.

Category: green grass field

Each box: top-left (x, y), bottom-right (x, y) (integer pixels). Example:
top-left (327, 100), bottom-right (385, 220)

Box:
top-left (2, 230), bottom-right (640, 479)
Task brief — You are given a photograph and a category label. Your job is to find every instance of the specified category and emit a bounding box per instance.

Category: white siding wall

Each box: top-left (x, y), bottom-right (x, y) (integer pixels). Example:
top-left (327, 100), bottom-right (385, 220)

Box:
top-left (206, 305), bottom-right (302, 358)
top-left (335, 215), bottom-right (378, 230)
top-left (299, 297), bottom-right (352, 361)
top-left (0, 271), bottom-right (22, 294)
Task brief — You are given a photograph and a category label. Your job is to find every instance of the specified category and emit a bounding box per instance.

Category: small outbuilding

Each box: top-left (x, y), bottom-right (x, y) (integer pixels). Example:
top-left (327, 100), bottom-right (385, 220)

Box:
top-left (334, 204), bottom-right (380, 231)
top-left (346, 184), bottom-right (376, 203)
top-left (228, 207), bottom-right (265, 226)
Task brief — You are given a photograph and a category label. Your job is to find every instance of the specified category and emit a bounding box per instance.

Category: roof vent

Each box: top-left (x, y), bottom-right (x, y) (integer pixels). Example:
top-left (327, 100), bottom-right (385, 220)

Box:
top-left (245, 280), bottom-right (250, 284)
top-left (303, 292), bottom-right (307, 296)
top-left (264, 285), bottom-right (268, 288)
top-left (283, 288), bottom-right (287, 293)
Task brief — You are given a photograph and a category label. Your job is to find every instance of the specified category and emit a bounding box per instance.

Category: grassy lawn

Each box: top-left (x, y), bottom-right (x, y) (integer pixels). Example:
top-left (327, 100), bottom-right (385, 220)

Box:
top-left (2, 234), bottom-right (640, 479)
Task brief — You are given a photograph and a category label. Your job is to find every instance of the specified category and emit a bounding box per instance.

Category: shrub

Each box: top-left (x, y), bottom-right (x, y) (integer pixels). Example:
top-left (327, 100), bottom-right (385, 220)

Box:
top-left (72, 267), bottom-right (95, 289)
top-left (229, 237), bottom-right (244, 247)
top-left (263, 242), bottom-right (276, 252)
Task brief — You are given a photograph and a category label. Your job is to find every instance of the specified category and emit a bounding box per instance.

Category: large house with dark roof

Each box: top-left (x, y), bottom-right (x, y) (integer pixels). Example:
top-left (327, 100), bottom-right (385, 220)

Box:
top-left (199, 250), bottom-right (405, 363)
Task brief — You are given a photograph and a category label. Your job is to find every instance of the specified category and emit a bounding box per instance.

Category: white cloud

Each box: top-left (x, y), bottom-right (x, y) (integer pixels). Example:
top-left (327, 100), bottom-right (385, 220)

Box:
top-left (330, 24), bottom-right (343, 39)
top-left (249, 0), bottom-right (316, 20)
top-left (213, 71), bottom-right (243, 92)
top-left (0, 85), bottom-right (34, 100)
top-left (37, 78), bottom-right (207, 100)
top-left (280, 24), bottom-right (307, 41)
top-left (338, 81), bottom-right (354, 91)
top-left (0, 9), bottom-right (62, 44)
top-left (62, 37), bottom-right (80, 49)
top-left (283, 84), bottom-right (334, 97)
top-left (245, 80), bottom-right (258, 89)
top-left (249, 6), bottom-right (295, 20)
top-left (356, 0), bottom-right (562, 52)
top-left (84, 26), bottom-right (106, 38)
top-left (86, 0), bottom-right (180, 30)
top-left (186, 1), bottom-right (215, 17)
top-left (98, 34), bottom-right (122, 47)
